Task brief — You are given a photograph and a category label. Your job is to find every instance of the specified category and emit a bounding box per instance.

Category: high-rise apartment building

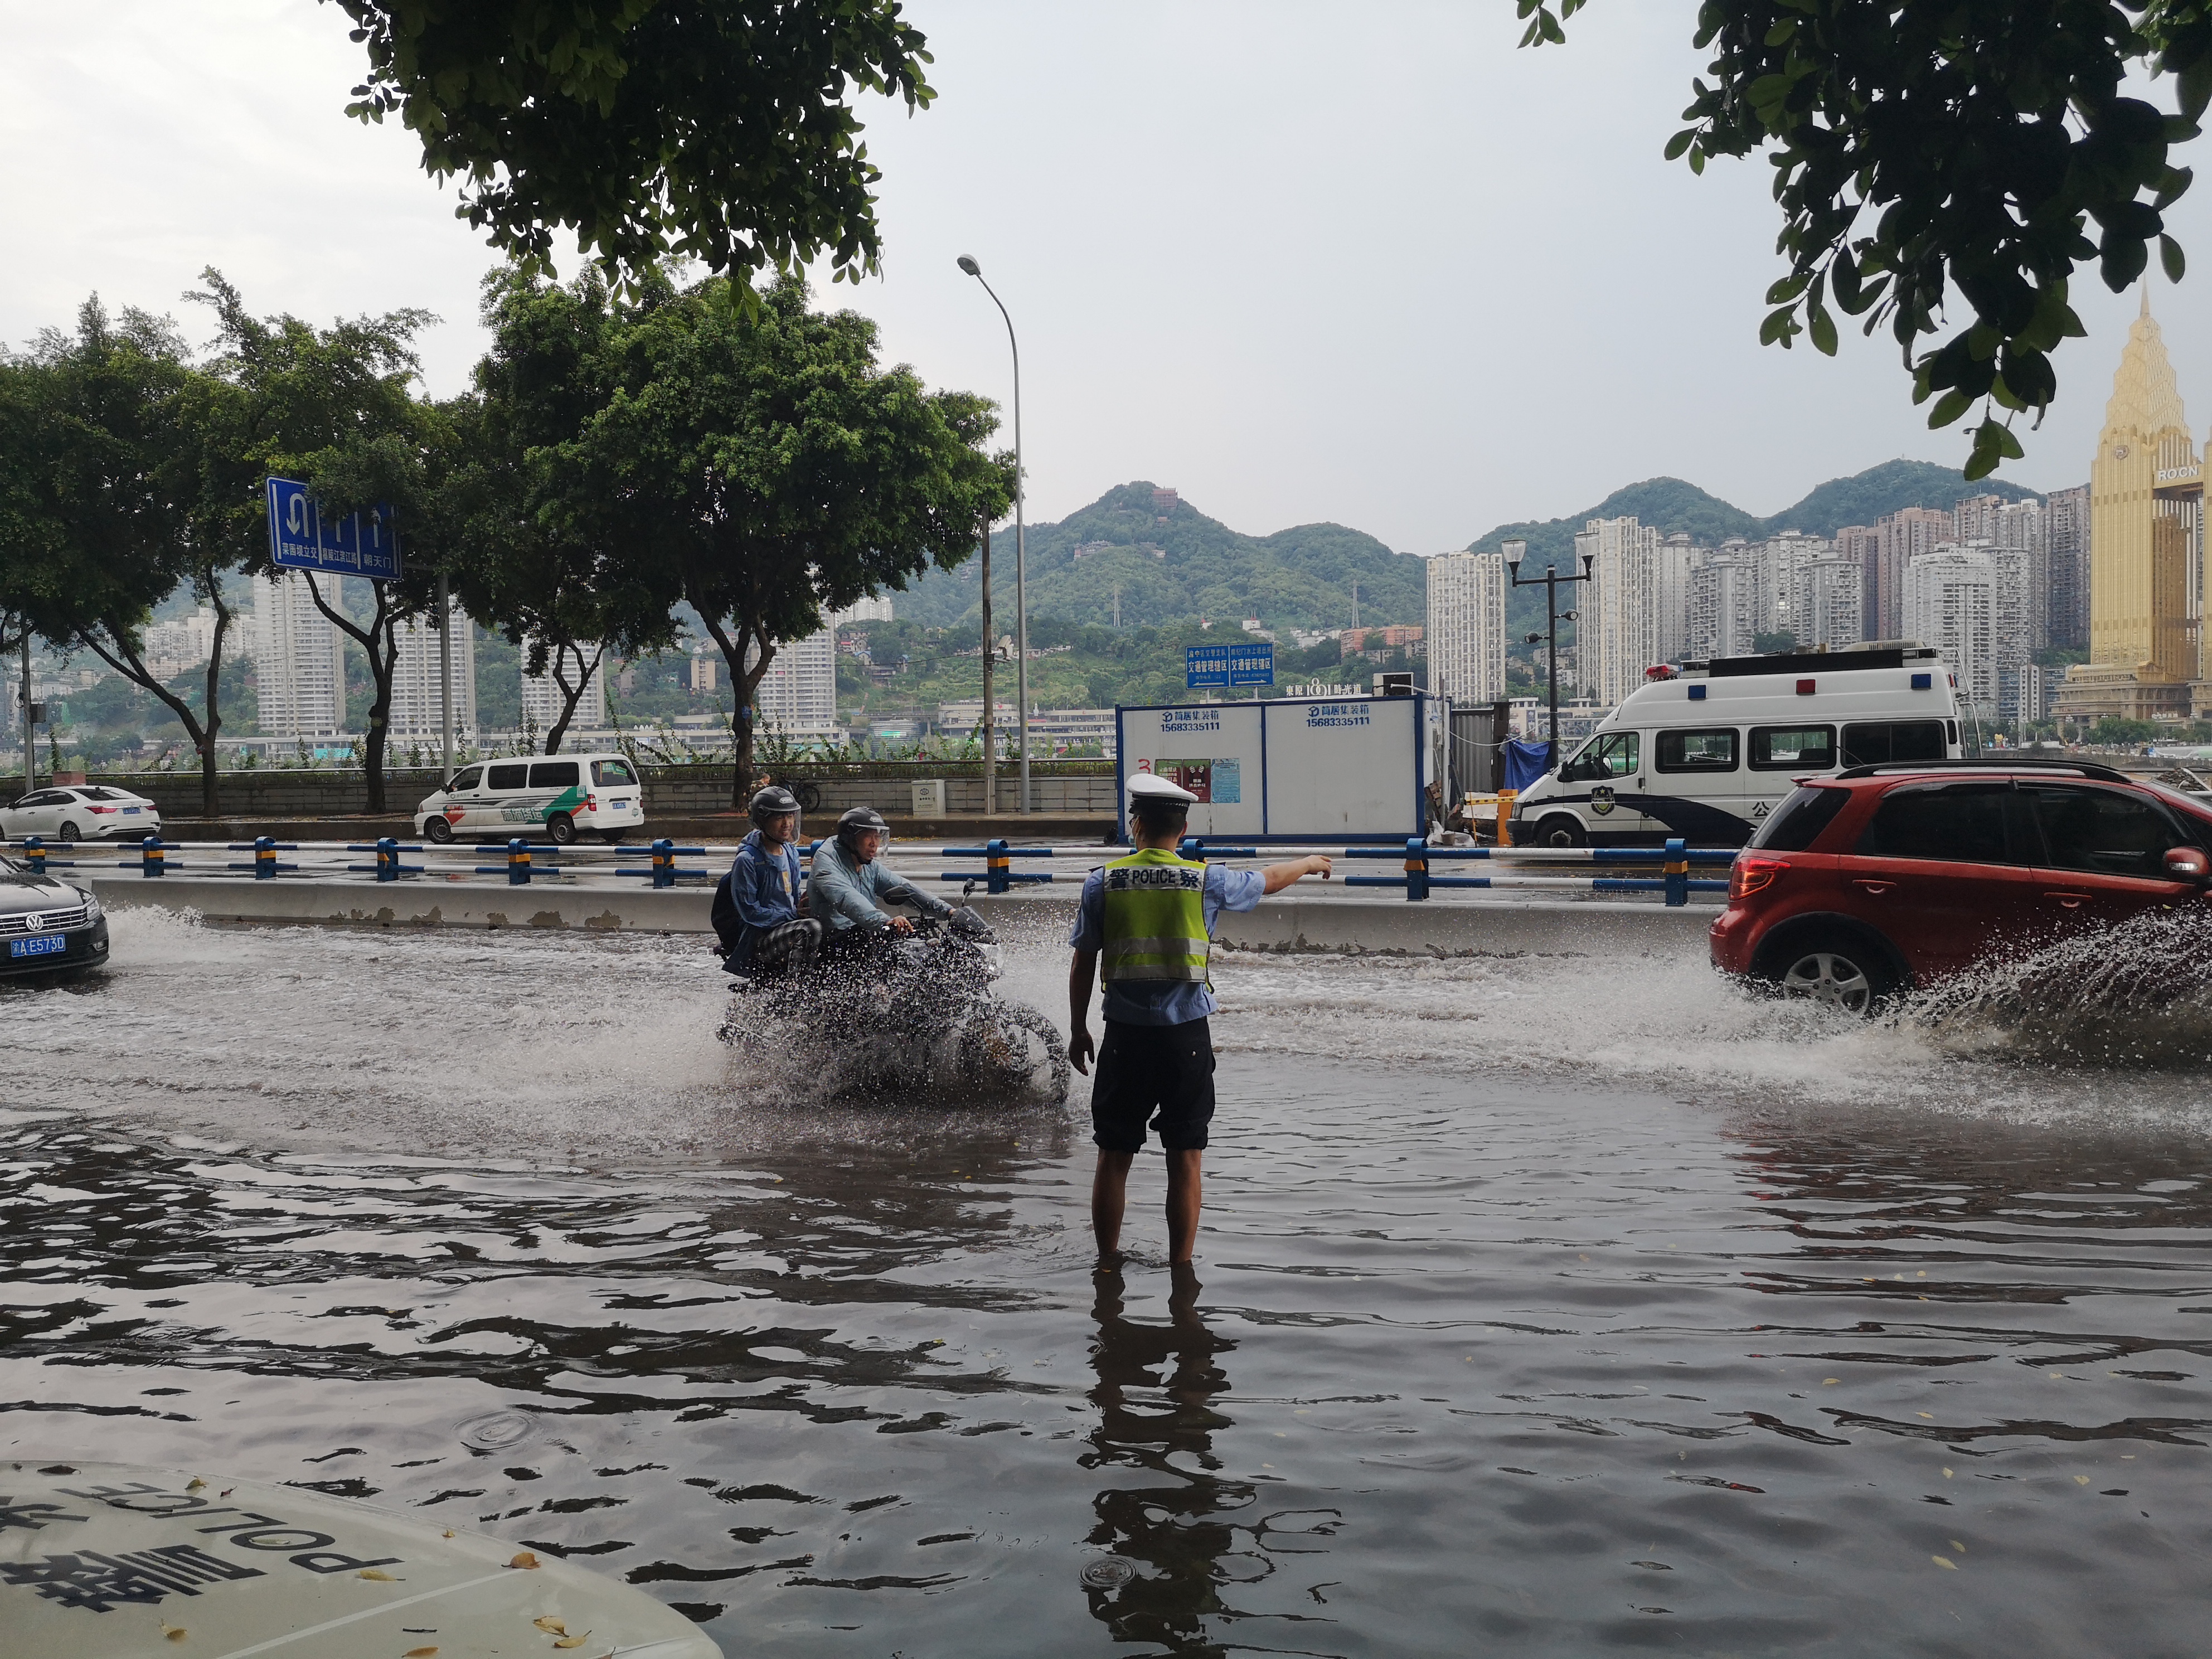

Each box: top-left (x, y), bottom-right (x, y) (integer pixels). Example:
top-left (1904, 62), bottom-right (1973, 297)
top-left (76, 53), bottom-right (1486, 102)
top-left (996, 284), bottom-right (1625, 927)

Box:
top-left (387, 609), bottom-right (477, 738)
top-left (1798, 557), bottom-right (1865, 650)
top-left (749, 627), bottom-right (838, 739)
top-left (1687, 554), bottom-right (1758, 661)
top-left (1424, 551), bottom-right (1509, 704)
top-left (252, 572), bottom-right (346, 738)
top-left (1906, 548), bottom-right (2000, 712)
top-left (1577, 516), bottom-right (1665, 705)
top-left (1873, 507), bottom-right (1956, 639)
top-left (1754, 531), bottom-right (1831, 638)
top-left (2044, 483), bottom-right (2091, 651)
top-left (520, 639), bottom-right (603, 738)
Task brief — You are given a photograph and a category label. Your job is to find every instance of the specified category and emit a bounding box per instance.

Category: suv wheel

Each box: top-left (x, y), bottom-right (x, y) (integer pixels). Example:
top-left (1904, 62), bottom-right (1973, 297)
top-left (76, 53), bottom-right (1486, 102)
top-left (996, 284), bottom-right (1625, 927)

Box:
top-left (1529, 814), bottom-right (1587, 849)
top-left (1774, 943), bottom-right (1889, 1015)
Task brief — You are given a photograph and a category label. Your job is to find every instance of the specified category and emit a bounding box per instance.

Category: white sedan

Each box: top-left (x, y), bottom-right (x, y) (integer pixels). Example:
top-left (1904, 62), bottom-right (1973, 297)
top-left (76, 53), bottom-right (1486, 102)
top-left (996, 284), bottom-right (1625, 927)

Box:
top-left (0, 784), bottom-right (164, 842)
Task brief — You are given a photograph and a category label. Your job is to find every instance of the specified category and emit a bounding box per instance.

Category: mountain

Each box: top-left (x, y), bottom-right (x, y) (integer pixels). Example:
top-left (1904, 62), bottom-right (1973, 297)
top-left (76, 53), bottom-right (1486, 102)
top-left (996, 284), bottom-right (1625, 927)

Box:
top-left (891, 481), bottom-right (1420, 634)
top-left (889, 460), bottom-right (2060, 637)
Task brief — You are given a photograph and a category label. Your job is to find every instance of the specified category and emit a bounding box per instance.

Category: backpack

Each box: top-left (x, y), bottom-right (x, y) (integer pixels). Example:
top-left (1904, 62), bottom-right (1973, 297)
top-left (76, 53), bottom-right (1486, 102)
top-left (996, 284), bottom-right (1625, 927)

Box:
top-left (710, 871), bottom-right (743, 957)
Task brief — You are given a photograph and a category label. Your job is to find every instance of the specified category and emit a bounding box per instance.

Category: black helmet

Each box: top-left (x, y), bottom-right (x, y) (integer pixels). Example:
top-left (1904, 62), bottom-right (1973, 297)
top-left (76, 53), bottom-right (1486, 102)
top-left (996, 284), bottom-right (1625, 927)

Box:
top-left (749, 784), bottom-right (802, 831)
top-left (836, 804), bottom-right (890, 855)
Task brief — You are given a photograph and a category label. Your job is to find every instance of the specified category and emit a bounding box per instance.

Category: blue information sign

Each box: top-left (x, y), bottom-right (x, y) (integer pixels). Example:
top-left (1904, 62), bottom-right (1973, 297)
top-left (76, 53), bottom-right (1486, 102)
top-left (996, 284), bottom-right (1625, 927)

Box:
top-left (1186, 642), bottom-right (1274, 688)
top-left (265, 477), bottom-right (403, 581)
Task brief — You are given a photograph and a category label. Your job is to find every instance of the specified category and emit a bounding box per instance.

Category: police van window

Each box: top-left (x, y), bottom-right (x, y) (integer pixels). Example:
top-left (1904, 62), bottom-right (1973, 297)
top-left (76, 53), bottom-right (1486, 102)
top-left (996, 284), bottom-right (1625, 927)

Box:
top-left (1840, 720), bottom-right (1947, 767)
top-left (1560, 731), bottom-right (1639, 782)
top-left (1749, 785), bottom-right (1850, 852)
top-left (1855, 781), bottom-right (2030, 864)
top-left (487, 763), bottom-right (530, 790)
top-left (1750, 726), bottom-right (1835, 770)
top-left (446, 766), bottom-right (483, 793)
top-left (1655, 728), bottom-right (1738, 772)
top-left (530, 760), bottom-right (581, 788)
top-left (592, 758), bottom-right (637, 787)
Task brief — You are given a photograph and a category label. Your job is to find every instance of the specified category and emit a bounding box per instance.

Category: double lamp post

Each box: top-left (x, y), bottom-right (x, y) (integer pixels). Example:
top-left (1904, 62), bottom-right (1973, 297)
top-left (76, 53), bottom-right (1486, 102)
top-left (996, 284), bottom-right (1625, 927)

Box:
top-left (1502, 537), bottom-right (1593, 763)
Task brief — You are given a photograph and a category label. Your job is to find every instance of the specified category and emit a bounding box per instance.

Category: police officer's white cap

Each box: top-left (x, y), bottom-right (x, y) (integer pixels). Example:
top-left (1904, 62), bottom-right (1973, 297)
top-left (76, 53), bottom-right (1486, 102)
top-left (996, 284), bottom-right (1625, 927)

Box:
top-left (1127, 772), bottom-right (1199, 806)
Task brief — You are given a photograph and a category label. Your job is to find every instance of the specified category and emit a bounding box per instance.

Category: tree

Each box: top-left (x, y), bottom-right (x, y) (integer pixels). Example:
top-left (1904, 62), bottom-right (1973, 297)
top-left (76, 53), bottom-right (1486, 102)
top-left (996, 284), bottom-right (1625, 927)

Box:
top-left (457, 269), bottom-right (679, 755)
top-left (186, 271), bottom-right (456, 812)
top-left (568, 273), bottom-right (1013, 798)
top-left (2, 301), bottom-right (242, 814)
top-left (1521, 0), bottom-right (2212, 478)
top-left (328, 1), bottom-right (934, 295)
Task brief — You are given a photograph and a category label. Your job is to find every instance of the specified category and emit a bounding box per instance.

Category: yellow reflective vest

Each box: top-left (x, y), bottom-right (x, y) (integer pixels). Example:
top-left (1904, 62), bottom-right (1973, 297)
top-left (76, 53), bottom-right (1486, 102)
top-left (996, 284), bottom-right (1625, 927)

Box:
top-left (1100, 848), bottom-right (1210, 983)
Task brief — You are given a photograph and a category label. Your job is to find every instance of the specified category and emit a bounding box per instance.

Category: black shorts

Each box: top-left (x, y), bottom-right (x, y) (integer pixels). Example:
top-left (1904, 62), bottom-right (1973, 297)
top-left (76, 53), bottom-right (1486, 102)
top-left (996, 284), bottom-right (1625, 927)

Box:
top-left (1091, 1018), bottom-right (1216, 1152)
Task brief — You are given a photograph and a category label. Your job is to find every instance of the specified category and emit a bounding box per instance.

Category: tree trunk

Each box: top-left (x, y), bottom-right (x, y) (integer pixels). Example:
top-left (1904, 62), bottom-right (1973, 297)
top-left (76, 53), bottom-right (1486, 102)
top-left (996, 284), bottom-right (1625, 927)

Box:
top-left (75, 607), bottom-right (223, 819)
top-left (542, 641), bottom-right (604, 757)
top-left (696, 608), bottom-right (767, 809)
top-left (304, 575), bottom-right (400, 814)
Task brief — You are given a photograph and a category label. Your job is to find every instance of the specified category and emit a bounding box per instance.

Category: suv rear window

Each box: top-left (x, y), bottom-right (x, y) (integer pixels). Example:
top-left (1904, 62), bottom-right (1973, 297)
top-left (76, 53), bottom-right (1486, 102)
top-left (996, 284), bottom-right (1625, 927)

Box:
top-left (1841, 720), bottom-right (1947, 767)
top-left (1748, 785), bottom-right (1850, 852)
top-left (1656, 728), bottom-right (1739, 773)
top-left (1855, 780), bottom-right (2032, 865)
top-left (530, 760), bottom-right (581, 788)
top-left (486, 763), bottom-right (530, 790)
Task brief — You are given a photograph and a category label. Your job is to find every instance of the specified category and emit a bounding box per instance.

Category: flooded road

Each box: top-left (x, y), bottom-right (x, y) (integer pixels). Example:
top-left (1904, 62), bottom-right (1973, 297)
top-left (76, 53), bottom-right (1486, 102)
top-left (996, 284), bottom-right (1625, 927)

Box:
top-left (4, 910), bottom-right (2210, 1656)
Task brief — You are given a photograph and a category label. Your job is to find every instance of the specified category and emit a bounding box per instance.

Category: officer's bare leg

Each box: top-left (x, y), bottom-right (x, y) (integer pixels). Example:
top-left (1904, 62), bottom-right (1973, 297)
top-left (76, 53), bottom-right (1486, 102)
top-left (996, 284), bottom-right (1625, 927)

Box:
top-left (1092, 1150), bottom-right (1135, 1261)
top-left (1165, 1148), bottom-right (1204, 1263)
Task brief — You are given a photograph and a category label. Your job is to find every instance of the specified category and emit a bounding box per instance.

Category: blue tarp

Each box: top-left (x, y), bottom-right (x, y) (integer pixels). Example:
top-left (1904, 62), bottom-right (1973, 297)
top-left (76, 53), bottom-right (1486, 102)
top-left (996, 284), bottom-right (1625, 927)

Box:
top-left (1502, 739), bottom-right (1554, 793)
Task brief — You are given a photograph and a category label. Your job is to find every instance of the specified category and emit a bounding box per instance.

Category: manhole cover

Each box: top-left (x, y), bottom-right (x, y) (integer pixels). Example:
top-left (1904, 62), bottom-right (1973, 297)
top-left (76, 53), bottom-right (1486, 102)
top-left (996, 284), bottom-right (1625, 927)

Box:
top-left (1080, 1556), bottom-right (1137, 1589)
top-left (456, 1410), bottom-right (535, 1451)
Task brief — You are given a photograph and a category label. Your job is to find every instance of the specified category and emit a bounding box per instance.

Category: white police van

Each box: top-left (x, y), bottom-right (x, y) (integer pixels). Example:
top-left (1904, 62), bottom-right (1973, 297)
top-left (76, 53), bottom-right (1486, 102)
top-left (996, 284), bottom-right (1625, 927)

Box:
top-left (414, 751), bottom-right (647, 845)
top-left (1511, 646), bottom-right (1967, 847)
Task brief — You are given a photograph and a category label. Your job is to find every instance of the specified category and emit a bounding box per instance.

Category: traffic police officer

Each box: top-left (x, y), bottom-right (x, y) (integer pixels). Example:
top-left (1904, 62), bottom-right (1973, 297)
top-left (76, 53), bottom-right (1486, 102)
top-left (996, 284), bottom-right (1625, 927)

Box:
top-left (1068, 772), bottom-right (1332, 1263)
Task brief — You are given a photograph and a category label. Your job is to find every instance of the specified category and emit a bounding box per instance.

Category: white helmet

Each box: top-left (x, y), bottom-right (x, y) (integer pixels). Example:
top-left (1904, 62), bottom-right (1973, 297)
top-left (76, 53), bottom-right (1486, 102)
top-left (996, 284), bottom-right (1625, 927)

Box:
top-left (1127, 771), bottom-right (1199, 807)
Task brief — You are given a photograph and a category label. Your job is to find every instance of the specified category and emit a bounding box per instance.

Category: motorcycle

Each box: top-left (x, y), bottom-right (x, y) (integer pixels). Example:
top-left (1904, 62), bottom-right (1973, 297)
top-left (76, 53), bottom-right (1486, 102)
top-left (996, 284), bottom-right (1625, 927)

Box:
top-left (718, 891), bottom-right (1071, 1107)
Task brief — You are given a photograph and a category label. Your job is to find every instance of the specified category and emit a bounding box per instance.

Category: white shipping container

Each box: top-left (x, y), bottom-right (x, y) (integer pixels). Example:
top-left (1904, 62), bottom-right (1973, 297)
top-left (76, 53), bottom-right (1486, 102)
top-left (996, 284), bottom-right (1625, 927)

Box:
top-left (1115, 694), bottom-right (1441, 841)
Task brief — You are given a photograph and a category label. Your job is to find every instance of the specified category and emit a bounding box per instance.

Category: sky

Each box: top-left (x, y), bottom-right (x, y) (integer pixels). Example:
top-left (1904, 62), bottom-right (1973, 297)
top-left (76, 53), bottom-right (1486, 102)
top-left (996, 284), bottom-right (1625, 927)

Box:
top-left (6, 2), bottom-right (2211, 553)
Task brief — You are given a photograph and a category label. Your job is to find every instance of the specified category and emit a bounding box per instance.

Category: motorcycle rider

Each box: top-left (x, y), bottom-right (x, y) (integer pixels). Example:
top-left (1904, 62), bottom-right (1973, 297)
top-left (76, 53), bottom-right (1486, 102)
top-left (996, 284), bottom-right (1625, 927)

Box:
top-left (715, 784), bottom-right (822, 976)
top-left (809, 805), bottom-right (953, 957)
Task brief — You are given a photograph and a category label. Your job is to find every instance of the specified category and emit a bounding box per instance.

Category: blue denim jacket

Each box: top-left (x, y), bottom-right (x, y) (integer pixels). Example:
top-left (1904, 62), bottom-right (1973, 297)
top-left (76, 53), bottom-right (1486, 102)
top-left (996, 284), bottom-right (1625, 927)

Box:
top-left (726, 829), bottom-right (807, 967)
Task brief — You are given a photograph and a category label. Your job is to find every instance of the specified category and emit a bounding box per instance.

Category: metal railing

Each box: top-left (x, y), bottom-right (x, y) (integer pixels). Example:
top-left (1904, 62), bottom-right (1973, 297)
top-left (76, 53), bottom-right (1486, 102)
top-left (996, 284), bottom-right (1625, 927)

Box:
top-left (1340, 836), bottom-right (1731, 905)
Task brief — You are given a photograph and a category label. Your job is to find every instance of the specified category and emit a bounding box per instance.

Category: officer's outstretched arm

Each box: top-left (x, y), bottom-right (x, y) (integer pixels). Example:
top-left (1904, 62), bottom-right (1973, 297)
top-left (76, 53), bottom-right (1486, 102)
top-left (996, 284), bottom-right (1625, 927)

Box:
top-left (1260, 853), bottom-right (1332, 894)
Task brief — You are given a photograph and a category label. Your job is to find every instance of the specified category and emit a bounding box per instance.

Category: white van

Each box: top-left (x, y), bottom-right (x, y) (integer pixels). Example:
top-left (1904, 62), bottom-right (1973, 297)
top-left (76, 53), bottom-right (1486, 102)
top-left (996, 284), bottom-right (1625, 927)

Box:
top-left (1510, 647), bottom-right (1967, 847)
top-left (414, 753), bottom-right (647, 845)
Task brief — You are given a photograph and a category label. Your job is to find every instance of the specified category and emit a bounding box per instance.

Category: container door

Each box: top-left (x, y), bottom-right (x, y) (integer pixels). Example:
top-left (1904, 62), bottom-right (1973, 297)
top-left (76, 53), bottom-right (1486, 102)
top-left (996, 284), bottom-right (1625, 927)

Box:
top-left (1835, 780), bottom-right (2046, 981)
top-left (2019, 782), bottom-right (2205, 937)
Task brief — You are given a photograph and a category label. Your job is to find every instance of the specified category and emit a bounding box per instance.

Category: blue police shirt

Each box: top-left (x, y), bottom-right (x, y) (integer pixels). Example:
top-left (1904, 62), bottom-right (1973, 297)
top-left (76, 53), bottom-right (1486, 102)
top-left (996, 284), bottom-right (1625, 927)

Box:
top-left (1069, 862), bottom-right (1265, 1026)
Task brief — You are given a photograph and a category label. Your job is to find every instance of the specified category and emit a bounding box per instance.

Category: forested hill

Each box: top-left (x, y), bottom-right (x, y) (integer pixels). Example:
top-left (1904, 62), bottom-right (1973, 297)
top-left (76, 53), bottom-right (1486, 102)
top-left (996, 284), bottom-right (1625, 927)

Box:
top-left (1466, 459), bottom-right (2045, 573)
top-left (890, 461), bottom-right (2060, 636)
top-left (891, 482), bottom-right (1425, 632)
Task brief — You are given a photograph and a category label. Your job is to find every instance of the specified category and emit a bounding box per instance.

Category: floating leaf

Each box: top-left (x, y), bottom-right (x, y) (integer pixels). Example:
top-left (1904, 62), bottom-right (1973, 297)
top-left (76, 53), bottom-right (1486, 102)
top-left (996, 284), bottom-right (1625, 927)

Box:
top-left (186, 1478), bottom-right (206, 1491)
top-left (1823, 1379), bottom-right (1840, 1385)
top-left (161, 1625), bottom-right (188, 1642)
top-left (361, 1569), bottom-right (398, 1582)
top-left (1950, 1540), bottom-right (1965, 1553)
top-left (2074, 1476), bottom-right (2090, 1486)
top-left (1917, 1413), bottom-right (1934, 1419)
top-left (1943, 1468), bottom-right (1954, 1479)
top-left (1932, 1555), bottom-right (1957, 1570)
top-left (553, 1635), bottom-right (591, 1650)
top-left (442, 1530), bottom-right (456, 1539)
top-left (406, 1650), bottom-right (440, 1657)
top-left (534, 1618), bottom-right (569, 1634)
top-left (510, 1551), bottom-right (541, 1570)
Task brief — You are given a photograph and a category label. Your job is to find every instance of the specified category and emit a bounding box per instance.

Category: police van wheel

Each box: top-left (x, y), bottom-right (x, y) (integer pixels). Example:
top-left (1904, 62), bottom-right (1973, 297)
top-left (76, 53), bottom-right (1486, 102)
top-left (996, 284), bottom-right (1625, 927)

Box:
top-left (547, 813), bottom-right (578, 846)
top-left (424, 816), bottom-right (455, 845)
top-left (1531, 814), bottom-right (1587, 849)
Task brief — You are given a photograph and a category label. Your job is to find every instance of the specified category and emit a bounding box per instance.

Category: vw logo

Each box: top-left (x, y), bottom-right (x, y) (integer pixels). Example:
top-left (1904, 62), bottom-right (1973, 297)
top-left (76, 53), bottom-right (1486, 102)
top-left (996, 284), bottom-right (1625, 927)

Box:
top-left (21, 914), bottom-right (43, 931)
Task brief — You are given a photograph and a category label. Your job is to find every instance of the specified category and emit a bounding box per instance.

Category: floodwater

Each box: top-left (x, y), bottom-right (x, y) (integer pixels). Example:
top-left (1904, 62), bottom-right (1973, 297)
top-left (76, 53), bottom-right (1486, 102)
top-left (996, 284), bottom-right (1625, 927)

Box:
top-left (4, 908), bottom-right (2210, 1656)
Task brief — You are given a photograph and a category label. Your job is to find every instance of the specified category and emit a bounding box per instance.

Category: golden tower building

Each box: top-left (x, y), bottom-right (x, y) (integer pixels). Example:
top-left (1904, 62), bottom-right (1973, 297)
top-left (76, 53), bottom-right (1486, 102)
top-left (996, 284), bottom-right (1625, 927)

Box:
top-left (2056, 289), bottom-right (2202, 723)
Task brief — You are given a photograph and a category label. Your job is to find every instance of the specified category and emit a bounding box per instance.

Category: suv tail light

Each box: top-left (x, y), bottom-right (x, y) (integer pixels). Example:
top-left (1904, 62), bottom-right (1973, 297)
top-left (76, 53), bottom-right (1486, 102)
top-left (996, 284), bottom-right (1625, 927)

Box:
top-left (1730, 855), bottom-right (1788, 901)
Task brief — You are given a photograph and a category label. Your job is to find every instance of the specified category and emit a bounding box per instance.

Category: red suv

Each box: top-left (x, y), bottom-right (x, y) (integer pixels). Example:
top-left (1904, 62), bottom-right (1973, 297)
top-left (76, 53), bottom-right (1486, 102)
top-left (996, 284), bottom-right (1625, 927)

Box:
top-left (1709, 760), bottom-right (2212, 1012)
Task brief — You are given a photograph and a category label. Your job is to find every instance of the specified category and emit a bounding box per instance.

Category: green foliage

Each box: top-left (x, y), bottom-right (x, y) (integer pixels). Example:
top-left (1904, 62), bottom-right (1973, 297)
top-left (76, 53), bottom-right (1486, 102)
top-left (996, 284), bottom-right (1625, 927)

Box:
top-left (562, 270), bottom-right (1012, 793)
top-left (2090, 716), bottom-right (2160, 745)
top-left (329, 1), bottom-right (934, 294)
top-left (1529, 1), bottom-right (2212, 477)
top-left (1768, 459), bottom-right (2035, 538)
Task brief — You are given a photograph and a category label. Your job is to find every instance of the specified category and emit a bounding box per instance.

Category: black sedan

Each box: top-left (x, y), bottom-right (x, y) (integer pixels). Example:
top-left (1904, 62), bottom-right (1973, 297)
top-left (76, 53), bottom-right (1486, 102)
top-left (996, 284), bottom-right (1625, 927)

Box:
top-left (0, 853), bottom-right (108, 978)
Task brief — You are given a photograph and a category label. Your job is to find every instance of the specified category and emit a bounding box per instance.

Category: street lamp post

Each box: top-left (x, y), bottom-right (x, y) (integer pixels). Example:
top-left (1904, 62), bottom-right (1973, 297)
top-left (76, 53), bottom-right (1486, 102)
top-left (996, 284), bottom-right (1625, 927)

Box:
top-left (957, 255), bottom-right (1029, 815)
top-left (1502, 538), bottom-right (1594, 764)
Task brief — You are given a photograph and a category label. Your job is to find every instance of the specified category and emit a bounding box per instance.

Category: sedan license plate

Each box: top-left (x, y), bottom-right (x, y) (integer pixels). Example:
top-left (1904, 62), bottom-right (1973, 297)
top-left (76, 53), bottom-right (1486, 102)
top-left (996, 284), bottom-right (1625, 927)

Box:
top-left (8, 933), bottom-right (66, 959)
top-left (123, 806), bottom-right (142, 814)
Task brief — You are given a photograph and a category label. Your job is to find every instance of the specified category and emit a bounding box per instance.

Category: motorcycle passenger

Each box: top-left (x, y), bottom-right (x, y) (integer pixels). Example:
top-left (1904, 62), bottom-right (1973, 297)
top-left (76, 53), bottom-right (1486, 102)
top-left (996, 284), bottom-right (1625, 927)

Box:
top-left (809, 806), bottom-right (953, 961)
top-left (718, 785), bottom-right (822, 976)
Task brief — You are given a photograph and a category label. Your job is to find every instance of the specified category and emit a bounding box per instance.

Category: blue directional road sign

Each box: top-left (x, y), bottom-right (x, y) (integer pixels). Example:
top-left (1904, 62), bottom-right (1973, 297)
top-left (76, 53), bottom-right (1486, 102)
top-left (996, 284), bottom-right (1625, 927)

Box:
top-left (1186, 641), bottom-right (1274, 689)
top-left (265, 477), bottom-right (403, 581)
